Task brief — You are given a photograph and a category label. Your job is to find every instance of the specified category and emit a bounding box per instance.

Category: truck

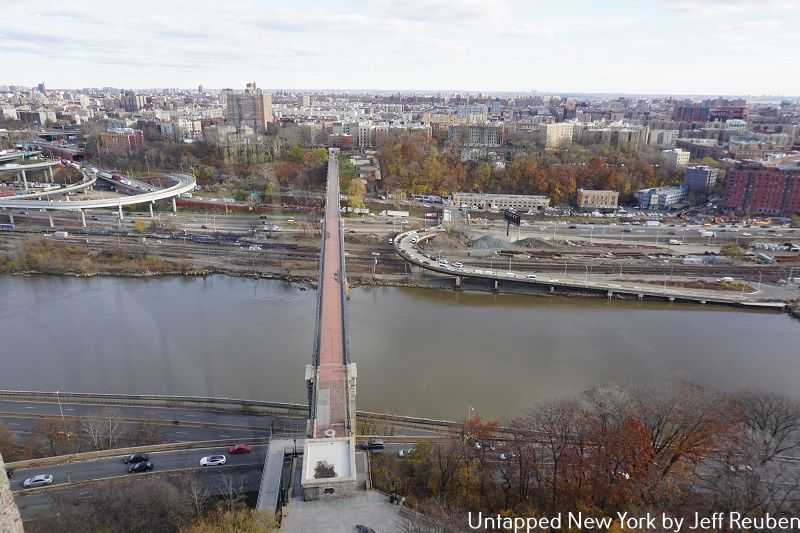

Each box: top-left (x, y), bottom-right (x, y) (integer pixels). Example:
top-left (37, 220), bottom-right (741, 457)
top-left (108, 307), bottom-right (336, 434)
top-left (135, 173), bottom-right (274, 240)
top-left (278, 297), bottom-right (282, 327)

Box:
top-left (379, 210), bottom-right (409, 218)
top-left (644, 220), bottom-right (661, 226)
top-left (668, 239), bottom-right (682, 245)
top-left (699, 230), bottom-right (716, 238)
top-left (53, 231), bottom-right (69, 239)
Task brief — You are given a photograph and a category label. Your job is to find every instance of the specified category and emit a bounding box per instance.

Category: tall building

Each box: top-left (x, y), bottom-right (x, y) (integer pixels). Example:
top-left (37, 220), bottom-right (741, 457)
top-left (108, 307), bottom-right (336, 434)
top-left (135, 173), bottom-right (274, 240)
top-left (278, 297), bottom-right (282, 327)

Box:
top-left (649, 129), bottom-right (679, 147)
top-left (722, 165), bottom-right (800, 216)
top-left (298, 94), bottom-right (311, 107)
top-left (122, 91), bottom-right (146, 112)
top-left (662, 148), bottom-right (690, 171)
top-left (672, 104), bottom-right (709, 123)
top-left (225, 83), bottom-right (273, 134)
top-left (710, 105), bottom-right (747, 121)
top-left (683, 165), bottom-right (719, 192)
top-left (456, 103), bottom-right (488, 121)
top-left (543, 122), bottom-right (573, 150)
top-left (447, 124), bottom-right (505, 148)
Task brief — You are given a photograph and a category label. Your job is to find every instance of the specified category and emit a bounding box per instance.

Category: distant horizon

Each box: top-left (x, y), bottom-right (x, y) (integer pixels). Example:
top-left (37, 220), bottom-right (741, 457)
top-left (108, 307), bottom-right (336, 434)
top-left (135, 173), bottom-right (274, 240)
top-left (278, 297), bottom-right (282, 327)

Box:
top-left (2, 83), bottom-right (798, 101)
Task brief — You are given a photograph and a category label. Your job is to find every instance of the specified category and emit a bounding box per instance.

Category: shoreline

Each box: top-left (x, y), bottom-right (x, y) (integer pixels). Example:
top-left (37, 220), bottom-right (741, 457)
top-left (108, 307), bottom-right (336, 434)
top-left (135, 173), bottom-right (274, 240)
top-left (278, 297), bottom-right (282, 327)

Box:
top-left (4, 267), bottom-right (798, 321)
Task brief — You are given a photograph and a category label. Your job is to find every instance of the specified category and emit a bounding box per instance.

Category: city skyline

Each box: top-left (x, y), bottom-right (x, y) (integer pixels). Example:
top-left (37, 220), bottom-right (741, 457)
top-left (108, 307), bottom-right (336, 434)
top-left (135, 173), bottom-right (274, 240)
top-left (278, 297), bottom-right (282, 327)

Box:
top-left (2, 0), bottom-right (799, 95)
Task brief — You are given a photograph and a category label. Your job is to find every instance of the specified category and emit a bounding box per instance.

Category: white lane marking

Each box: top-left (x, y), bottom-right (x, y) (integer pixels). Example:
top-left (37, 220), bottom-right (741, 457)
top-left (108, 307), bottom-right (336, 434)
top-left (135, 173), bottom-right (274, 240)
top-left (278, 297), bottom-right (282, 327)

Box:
top-left (218, 434), bottom-right (231, 438)
top-left (24, 406), bottom-right (35, 409)
top-left (174, 431), bottom-right (188, 435)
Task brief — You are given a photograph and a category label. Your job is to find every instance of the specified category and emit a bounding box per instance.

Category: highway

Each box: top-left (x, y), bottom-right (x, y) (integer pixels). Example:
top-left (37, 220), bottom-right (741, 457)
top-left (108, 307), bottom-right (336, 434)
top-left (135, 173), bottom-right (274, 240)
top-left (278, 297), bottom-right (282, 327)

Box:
top-left (8, 444), bottom-right (268, 493)
top-left (11, 446), bottom-right (267, 520)
top-left (0, 400), bottom-right (306, 441)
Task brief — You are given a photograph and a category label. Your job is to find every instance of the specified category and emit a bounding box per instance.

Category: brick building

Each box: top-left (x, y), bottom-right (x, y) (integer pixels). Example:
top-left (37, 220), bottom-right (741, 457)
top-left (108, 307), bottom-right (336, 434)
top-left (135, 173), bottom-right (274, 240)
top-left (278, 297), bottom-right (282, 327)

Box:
top-left (722, 165), bottom-right (800, 217)
top-left (100, 128), bottom-right (144, 152)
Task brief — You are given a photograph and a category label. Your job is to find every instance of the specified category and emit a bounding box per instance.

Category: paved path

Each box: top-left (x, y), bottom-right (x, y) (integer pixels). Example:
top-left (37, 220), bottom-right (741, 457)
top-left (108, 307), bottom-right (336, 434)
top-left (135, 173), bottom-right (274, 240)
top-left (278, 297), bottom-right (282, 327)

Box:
top-left (314, 150), bottom-right (348, 438)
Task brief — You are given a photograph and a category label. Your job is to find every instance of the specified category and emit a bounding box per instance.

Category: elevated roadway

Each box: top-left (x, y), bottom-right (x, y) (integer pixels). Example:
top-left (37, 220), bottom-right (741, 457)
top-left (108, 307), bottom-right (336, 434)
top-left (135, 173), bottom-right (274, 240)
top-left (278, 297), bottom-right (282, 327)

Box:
top-left (0, 162), bottom-right (196, 226)
top-left (394, 228), bottom-right (789, 308)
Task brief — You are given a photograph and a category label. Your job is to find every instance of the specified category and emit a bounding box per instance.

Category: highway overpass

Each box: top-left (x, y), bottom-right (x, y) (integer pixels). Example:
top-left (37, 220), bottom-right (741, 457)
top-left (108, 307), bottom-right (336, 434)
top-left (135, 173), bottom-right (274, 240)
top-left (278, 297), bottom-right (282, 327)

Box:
top-left (0, 162), bottom-right (196, 226)
top-left (393, 228), bottom-right (788, 309)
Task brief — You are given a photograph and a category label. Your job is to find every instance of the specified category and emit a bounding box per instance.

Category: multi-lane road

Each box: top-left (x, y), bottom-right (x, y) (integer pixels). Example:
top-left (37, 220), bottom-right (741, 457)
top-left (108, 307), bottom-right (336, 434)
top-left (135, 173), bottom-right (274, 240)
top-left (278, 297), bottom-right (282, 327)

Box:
top-left (0, 399), bottom-right (305, 443)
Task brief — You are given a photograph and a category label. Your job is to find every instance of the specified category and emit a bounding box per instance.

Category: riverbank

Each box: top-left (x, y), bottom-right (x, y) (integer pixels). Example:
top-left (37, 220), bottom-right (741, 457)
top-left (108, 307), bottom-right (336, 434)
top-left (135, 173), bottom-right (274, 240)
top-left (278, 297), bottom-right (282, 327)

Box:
top-left (2, 236), bottom-right (797, 320)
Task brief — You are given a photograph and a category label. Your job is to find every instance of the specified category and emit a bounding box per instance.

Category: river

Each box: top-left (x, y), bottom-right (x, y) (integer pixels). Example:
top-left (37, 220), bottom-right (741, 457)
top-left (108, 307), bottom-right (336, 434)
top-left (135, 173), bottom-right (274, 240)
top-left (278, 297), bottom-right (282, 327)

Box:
top-left (1, 275), bottom-right (798, 421)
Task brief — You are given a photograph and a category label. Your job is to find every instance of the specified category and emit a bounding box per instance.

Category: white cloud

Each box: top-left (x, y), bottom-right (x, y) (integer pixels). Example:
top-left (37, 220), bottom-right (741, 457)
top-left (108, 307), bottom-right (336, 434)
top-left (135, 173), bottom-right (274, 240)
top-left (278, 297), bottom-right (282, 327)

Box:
top-left (653, 0), bottom-right (799, 17)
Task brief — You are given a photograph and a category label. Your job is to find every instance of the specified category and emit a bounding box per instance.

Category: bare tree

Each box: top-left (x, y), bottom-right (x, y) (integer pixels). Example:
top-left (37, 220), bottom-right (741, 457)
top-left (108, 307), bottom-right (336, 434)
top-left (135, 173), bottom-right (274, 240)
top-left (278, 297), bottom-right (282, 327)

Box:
top-left (181, 474), bottom-right (211, 517)
top-left (216, 473), bottom-right (245, 509)
top-left (736, 391), bottom-right (800, 463)
top-left (80, 409), bottom-right (123, 451)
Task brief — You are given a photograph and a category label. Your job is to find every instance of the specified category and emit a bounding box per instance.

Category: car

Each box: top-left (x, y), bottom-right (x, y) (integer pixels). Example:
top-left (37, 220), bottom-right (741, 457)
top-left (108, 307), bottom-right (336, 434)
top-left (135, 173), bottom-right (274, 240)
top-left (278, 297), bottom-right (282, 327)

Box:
top-left (505, 272), bottom-right (518, 278)
top-left (259, 215), bottom-right (268, 219)
top-left (484, 270), bottom-right (497, 276)
top-left (568, 225), bottom-right (577, 229)
top-left (398, 448), bottom-right (414, 458)
top-left (22, 474), bottom-right (53, 488)
top-left (451, 261), bottom-right (463, 268)
top-left (200, 224), bottom-right (209, 229)
top-left (18, 210), bottom-right (29, 215)
top-left (128, 461), bottom-right (153, 474)
top-left (526, 274), bottom-right (537, 280)
top-left (200, 455), bottom-right (227, 467)
top-left (122, 453), bottom-right (150, 464)
top-left (360, 439), bottom-right (385, 451)
top-left (5, 467), bottom-right (13, 479)
top-left (90, 215), bottom-right (100, 221)
top-left (473, 269), bottom-right (485, 275)
top-left (717, 277), bottom-right (735, 283)
top-left (228, 443), bottom-right (253, 455)
top-left (439, 259), bottom-right (448, 265)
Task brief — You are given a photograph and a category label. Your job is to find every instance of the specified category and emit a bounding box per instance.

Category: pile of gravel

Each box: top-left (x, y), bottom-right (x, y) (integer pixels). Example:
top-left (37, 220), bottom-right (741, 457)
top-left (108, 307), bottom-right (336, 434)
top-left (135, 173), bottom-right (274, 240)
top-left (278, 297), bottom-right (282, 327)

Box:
top-left (470, 235), bottom-right (512, 250)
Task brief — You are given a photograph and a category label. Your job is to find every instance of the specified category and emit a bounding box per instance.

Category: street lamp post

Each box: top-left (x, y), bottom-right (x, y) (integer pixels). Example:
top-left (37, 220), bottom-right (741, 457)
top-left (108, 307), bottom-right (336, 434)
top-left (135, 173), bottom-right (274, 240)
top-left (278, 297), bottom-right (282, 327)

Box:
top-left (468, 405), bottom-right (475, 423)
top-left (56, 390), bottom-right (67, 433)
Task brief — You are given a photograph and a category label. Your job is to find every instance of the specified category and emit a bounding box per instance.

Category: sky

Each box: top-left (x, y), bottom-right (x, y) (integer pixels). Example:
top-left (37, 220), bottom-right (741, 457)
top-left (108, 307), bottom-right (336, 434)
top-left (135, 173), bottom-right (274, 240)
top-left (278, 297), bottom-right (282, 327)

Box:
top-left (2, 0), bottom-right (799, 95)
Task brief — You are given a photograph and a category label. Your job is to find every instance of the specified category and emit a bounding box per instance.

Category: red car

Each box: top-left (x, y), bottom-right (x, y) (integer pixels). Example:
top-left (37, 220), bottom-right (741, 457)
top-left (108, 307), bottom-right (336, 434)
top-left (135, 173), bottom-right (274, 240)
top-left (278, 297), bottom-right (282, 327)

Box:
top-left (228, 443), bottom-right (253, 455)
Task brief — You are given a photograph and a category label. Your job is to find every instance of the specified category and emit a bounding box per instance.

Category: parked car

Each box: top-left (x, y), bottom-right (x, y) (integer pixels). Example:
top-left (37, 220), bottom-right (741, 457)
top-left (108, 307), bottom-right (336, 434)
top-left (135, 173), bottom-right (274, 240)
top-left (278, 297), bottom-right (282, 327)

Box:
top-left (122, 453), bottom-right (150, 464)
top-left (128, 461), bottom-right (153, 474)
top-left (22, 474), bottom-right (53, 488)
top-left (228, 443), bottom-right (253, 455)
top-left (361, 439), bottom-right (385, 451)
top-left (398, 448), bottom-right (414, 458)
top-left (5, 467), bottom-right (13, 479)
top-left (200, 455), bottom-right (227, 467)
top-left (200, 224), bottom-right (209, 229)
top-left (526, 274), bottom-right (537, 280)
